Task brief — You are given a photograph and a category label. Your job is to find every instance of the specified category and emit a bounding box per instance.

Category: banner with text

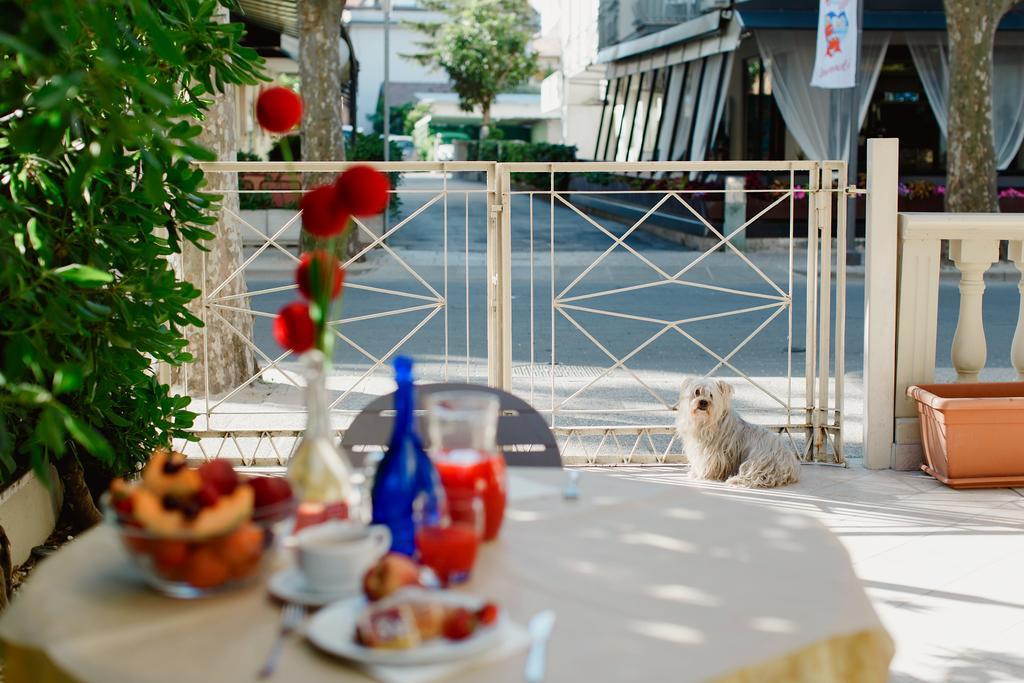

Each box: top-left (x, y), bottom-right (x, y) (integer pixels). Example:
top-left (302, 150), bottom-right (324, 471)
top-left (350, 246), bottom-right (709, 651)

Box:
top-left (811, 0), bottom-right (858, 89)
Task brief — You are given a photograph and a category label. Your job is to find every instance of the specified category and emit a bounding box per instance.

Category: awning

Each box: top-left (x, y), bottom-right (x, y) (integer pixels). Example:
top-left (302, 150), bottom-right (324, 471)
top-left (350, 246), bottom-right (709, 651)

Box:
top-left (605, 16), bottom-right (742, 79)
top-left (735, 0), bottom-right (1024, 31)
top-left (596, 10), bottom-right (728, 67)
top-left (235, 0), bottom-right (299, 37)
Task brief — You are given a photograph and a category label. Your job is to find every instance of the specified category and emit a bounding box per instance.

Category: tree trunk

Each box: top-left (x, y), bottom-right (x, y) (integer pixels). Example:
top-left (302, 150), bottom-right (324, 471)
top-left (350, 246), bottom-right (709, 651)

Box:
top-left (943, 0), bottom-right (1013, 212)
top-left (299, 0), bottom-right (358, 257)
top-left (299, 0), bottom-right (346, 191)
top-left (169, 4), bottom-right (256, 398)
top-left (57, 455), bottom-right (102, 533)
top-left (480, 104), bottom-right (492, 140)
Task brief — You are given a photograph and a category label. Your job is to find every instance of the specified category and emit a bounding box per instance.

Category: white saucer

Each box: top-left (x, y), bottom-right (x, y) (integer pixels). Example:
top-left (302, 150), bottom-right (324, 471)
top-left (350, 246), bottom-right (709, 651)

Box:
top-left (268, 565), bottom-right (359, 607)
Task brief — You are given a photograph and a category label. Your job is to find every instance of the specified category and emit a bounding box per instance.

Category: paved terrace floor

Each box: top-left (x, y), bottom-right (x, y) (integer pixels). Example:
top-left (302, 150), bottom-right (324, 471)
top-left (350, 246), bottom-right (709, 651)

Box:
top-left (590, 465), bottom-right (1024, 683)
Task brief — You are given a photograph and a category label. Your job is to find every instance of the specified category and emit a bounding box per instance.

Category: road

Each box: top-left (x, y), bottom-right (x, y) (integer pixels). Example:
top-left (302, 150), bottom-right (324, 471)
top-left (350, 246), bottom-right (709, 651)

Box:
top-left (234, 173), bottom-right (1021, 459)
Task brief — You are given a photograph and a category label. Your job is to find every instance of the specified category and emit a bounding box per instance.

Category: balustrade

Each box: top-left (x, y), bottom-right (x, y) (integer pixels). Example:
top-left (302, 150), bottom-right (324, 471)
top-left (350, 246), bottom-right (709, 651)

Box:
top-left (867, 206), bottom-right (1024, 470)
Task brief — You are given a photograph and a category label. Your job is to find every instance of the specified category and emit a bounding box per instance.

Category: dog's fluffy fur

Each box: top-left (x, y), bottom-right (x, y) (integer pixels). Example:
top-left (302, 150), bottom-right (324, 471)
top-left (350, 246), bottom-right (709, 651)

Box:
top-left (675, 377), bottom-right (800, 488)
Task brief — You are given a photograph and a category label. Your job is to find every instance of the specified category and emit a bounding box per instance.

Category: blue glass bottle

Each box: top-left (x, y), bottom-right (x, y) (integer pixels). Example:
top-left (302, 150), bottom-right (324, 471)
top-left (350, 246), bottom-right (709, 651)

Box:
top-left (371, 356), bottom-right (444, 556)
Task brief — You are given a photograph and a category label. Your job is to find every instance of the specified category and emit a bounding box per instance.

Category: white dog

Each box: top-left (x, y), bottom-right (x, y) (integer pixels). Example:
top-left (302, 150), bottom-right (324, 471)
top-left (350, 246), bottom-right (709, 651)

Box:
top-left (676, 377), bottom-right (800, 488)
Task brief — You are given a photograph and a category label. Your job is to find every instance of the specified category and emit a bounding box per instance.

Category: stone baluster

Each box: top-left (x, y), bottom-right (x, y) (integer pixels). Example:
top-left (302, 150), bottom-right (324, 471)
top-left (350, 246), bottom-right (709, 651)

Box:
top-left (949, 239), bottom-right (1000, 382)
top-left (1009, 241), bottom-right (1024, 380)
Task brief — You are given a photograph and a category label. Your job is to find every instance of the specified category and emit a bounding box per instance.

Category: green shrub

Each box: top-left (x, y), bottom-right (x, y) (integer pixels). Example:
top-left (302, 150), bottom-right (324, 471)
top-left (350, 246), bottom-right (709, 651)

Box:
top-left (264, 133), bottom-right (403, 214)
top-left (239, 192), bottom-right (275, 210)
top-left (0, 1), bottom-right (264, 524)
top-left (466, 140), bottom-right (577, 189)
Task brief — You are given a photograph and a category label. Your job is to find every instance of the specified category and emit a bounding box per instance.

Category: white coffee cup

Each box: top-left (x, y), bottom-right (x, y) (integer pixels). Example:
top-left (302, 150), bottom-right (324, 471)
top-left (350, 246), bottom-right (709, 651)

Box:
top-left (295, 521), bottom-right (391, 594)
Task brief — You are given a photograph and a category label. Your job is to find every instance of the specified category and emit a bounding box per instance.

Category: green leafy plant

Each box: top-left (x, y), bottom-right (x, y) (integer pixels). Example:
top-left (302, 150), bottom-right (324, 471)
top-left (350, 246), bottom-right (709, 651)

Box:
top-left (406, 0), bottom-right (539, 139)
top-left (369, 101), bottom-right (414, 137)
top-left (0, 0), bottom-right (265, 528)
top-left (467, 140), bottom-right (577, 189)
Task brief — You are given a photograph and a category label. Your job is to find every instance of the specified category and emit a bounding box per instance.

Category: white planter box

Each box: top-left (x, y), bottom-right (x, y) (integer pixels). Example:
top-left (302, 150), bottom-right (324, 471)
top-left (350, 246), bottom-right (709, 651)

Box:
top-left (0, 468), bottom-right (62, 566)
top-left (238, 209), bottom-right (302, 248)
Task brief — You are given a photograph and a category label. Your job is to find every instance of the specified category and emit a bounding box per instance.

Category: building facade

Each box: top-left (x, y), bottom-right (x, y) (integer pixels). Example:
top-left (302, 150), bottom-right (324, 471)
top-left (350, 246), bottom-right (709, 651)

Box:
top-left (550, 0), bottom-right (1024, 179)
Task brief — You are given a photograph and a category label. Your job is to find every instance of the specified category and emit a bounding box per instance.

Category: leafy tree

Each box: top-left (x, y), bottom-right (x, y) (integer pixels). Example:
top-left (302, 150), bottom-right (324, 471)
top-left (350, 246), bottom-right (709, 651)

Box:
top-left (0, 0), bottom-right (265, 528)
top-left (404, 101), bottom-right (432, 136)
top-left (406, 0), bottom-right (539, 139)
top-left (370, 101), bottom-right (414, 137)
top-left (943, 0), bottom-right (1017, 211)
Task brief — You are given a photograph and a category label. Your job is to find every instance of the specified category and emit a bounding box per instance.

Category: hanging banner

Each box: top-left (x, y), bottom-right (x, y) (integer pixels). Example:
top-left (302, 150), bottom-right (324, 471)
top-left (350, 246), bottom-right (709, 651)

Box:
top-left (811, 0), bottom-right (858, 89)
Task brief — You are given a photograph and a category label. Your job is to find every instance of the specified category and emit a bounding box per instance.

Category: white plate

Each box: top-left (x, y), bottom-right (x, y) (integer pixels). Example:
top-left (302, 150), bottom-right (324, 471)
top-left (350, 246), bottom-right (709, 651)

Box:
top-left (305, 587), bottom-right (504, 666)
top-left (268, 566), bottom-right (359, 607)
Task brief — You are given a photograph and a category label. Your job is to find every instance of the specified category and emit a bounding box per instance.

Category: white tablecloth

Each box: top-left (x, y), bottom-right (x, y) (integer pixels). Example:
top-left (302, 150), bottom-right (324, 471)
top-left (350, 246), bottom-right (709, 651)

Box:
top-left (0, 469), bottom-right (892, 683)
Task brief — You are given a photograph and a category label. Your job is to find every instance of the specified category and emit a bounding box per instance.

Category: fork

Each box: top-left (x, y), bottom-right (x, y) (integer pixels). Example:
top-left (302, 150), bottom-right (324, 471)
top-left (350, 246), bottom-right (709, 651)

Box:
top-left (258, 603), bottom-right (306, 679)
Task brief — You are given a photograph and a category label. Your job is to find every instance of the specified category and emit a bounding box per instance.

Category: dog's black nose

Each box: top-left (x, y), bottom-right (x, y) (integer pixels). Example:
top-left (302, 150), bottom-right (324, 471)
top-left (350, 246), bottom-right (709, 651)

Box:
top-left (697, 399), bottom-right (709, 410)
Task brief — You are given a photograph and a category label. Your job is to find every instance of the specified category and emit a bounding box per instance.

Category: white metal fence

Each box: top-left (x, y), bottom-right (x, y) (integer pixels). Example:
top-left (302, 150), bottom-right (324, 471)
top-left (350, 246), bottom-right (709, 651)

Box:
top-left (169, 160), bottom-right (848, 467)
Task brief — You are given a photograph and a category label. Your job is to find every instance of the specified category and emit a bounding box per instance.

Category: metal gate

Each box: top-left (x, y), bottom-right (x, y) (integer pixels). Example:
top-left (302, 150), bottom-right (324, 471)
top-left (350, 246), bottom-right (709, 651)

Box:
top-left (172, 160), bottom-right (847, 467)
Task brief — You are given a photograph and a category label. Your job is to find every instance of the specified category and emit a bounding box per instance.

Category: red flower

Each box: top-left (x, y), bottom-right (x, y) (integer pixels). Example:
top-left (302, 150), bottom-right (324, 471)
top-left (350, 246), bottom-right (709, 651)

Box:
top-left (273, 302), bottom-right (316, 353)
top-left (301, 184), bottom-right (349, 237)
top-left (255, 87), bottom-right (303, 134)
top-left (296, 251), bottom-right (345, 300)
top-left (334, 165), bottom-right (391, 216)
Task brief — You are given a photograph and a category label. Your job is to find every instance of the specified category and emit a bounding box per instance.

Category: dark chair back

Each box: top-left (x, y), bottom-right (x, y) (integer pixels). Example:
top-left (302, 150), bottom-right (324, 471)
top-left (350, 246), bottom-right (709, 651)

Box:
top-left (340, 383), bottom-right (562, 468)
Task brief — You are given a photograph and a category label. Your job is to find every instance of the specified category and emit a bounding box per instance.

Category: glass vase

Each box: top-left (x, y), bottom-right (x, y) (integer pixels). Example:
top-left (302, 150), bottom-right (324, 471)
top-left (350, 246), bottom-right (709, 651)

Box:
top-left (287, 350), bottom-right (357, 531)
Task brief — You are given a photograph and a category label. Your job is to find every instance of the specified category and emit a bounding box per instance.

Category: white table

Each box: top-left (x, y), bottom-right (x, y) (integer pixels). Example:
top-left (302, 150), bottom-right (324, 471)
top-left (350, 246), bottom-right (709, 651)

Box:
top-left (0, 469), bottom-right (892, 683)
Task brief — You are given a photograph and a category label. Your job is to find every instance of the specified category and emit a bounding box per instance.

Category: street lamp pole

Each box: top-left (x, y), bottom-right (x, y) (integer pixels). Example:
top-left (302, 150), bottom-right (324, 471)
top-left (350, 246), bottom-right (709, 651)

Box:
top-left (383, 0), bottom-right (391, 162)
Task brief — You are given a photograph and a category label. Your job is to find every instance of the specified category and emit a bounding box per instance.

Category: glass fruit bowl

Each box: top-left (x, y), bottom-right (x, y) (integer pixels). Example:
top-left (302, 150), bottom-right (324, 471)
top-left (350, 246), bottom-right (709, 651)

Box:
top-left (102, 492), bottom-right (295, 599)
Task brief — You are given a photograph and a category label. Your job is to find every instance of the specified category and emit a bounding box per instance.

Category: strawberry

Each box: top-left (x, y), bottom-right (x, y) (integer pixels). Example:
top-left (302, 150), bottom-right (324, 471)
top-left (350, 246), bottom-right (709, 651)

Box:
top-left (113, 496), bottom-right (133, 517)
top-left (196, 483), bottom-right (220, 508)
top-left (443, 607), bottom-right (476, 641)
top-left (476, 602), bottom-right (499, 626)
top-left (198, 459), bottom-right (238, 495)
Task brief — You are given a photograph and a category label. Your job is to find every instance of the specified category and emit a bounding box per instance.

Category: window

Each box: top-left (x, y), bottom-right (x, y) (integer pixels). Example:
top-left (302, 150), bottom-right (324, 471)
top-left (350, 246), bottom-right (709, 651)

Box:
top-left (743, 57), bottom-right (786, 160)
top-left (861, 46), bottom-right (943, 174)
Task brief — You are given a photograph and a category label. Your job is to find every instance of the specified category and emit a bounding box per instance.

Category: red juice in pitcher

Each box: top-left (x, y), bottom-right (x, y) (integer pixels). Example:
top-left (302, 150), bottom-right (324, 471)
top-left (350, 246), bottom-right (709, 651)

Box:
top-left (434, 449), bottom-right (507, 541)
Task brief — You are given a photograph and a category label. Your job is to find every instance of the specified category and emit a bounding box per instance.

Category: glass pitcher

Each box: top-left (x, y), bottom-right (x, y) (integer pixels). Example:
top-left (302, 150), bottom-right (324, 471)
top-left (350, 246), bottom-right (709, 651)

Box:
top-left (425, 391), bottom-right (507, 541)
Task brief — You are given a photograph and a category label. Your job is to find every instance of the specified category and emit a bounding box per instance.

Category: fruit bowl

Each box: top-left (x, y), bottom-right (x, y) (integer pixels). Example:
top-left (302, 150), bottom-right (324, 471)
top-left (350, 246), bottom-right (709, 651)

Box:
top-left (102, 452), bottom-right (297, 599)
top-left (103, 492), bottom-right (295, 599)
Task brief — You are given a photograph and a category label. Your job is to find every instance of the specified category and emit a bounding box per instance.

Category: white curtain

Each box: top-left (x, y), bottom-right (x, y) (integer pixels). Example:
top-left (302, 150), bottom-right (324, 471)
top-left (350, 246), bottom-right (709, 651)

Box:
top-left (755, 31), bottom-right (890, 162)
top-left (907, 33), bottom-right (1024, 170)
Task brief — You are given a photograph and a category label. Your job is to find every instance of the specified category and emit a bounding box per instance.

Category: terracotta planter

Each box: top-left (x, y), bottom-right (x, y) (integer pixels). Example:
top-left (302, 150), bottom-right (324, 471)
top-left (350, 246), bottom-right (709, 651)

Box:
top-left (907, 382), bottom-right (1024, 489)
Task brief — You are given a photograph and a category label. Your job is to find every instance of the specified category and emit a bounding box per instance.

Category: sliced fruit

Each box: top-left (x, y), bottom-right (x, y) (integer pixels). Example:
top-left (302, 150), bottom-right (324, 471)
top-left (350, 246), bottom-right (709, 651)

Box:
top-left (190, 485), bottom-right (254, 538)
top-left (142, 449), bottom-right (202, 497)
top-left (152, 540), bottom-right (190, 579)
top-left (215, 522), bottom-right (264, 573)
top-left (196, 483), bottom-right (220, 508)
top-left (182, 547), bottom-right (231, 589)
top-left (132, 488), bottom-right (186, 535)
top-left (122, 530), bottom-right (154, 556)
top-left (198, 459), bottom-right (238, 495)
